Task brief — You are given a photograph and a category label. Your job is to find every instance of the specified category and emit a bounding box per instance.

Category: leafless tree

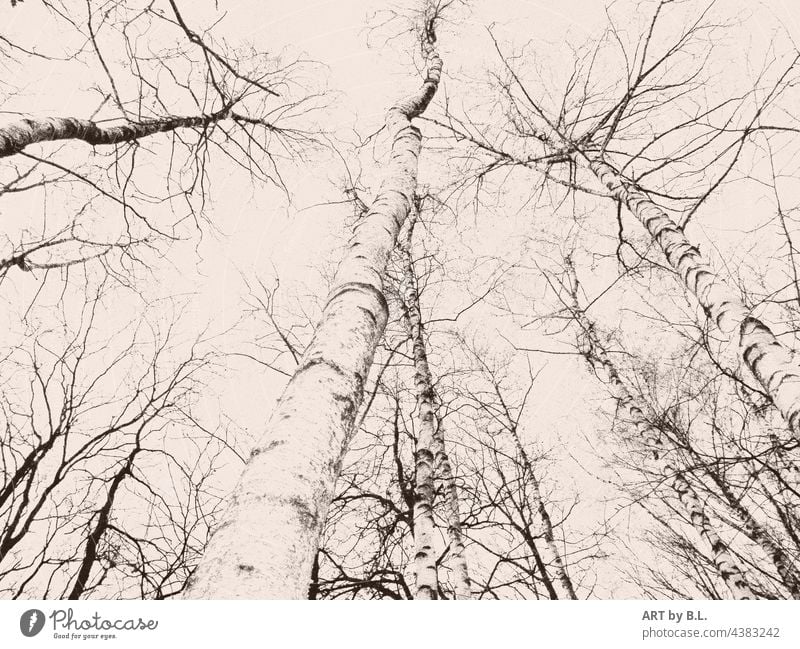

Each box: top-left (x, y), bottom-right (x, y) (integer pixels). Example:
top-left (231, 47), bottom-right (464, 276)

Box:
top-left (1, 0), bottom-right (320, 289)
top-left (186, 0), bottom-right (448, 599)
top-left (428, 0), bottom-right (800, 440)
top-left (0, 288), bottom-right (245, 598)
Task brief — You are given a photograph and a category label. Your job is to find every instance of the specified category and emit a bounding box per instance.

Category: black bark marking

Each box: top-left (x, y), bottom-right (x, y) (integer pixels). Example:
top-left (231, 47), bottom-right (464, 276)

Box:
top-left (288, 496), bottom-right (319, 531)
top-left (324, 281), bottom-right (389, 319)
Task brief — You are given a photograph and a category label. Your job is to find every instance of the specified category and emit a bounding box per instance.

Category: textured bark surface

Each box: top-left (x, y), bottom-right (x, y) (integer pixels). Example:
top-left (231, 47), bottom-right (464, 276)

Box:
top-left (506, 425), bottom-right (577, 599)
top-left (183, 46), bottom-right (442, 600)
top-left (399, 216), bottom-right (473, 599)
top-left (589, 160), bottom-right (800, 441)
top-left (410, 408), bottom-right (438, 599)
top-left (708, 470), bottom-right (800, 599)
top-left (400, 218), bottom-right (439, 600)
top-left (431, 421), bottom-right (472, 599)
top-left (566, 260), bottom-right (756, 599)
top-left (0, 113), bottom-right (229, 158)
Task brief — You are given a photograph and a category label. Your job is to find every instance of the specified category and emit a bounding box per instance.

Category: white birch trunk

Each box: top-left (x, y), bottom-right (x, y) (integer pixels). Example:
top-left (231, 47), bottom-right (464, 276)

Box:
top-left (399, 215), bottom-right (472, 599)
top-left (589, 160), bottom-right (800, 441)
top-left (566, 260), bottom-right (756, 599)
top-left (183, 46), bottom-right (442, 600)
top-left (0, 112), bottom-right (231, 158)
top-left (431, 421), bottom-right (472, 599)
top-left (708, 469), bottom-right (800, 599)
top-left (506, 425), bottom-right (577, 599)
top-left (400, 213), bottom-right (438, 599)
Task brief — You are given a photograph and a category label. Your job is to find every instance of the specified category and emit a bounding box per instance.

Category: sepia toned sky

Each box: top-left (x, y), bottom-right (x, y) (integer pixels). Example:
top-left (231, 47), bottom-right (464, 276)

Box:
top-left (2, 0), bottom-right (800, 598)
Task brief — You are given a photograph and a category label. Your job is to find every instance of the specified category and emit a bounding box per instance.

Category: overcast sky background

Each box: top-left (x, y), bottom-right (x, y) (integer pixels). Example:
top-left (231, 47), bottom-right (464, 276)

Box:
top-left (2, 0), bottom-right (800, 597)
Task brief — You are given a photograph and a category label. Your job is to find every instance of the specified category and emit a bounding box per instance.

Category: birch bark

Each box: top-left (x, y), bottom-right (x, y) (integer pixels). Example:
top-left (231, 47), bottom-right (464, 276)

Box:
top-left (705, 467), bottom-right (800, 599)
top-left (566, 259), bottom-right (757, 599)
top-left (398, 214), bottom-right (472, 599)
top-left (505, 423), bottom-right (577, 599)
top-left (400, 215), bottom-right (439, 600)
top-left (431, 419), bottom-right (472, 599)
top-left (183, 41), bottom-right (442, 600)
top-left (588, 160), bottom-right (800, 442)
top-left (0, 112), bottom-right (232, 158)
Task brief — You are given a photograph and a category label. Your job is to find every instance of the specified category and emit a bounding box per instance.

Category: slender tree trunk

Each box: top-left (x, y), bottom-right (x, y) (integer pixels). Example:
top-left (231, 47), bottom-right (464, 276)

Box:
top-left (0, 111), bottom-right (232, 158)
top-left (506, 422), bottom-right (577, 599)
top-left (704, 466), bottom-right (800, 599)
top-left (431, 417), bottom-right (472, 599)
top-left (565, 258), bottom-right (756, 599)
top-left (183, 39), bottom-right (442, 599)
top-left (308, 551), bottom-right (320, 600)
top-left (398, 213), bottom-right (471, 599)
top-left (588, 159), bottom-right (800, 441)
top-left (401, 213), bottom-right (438, 600)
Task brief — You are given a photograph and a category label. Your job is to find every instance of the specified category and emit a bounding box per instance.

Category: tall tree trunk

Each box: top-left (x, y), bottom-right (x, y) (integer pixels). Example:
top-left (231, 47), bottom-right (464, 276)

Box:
top-left (398, 213), bottom-right (472, 599)
top-left (431, 416), bottom-right (472, 599)
top-left (703, 465), bottom-right (800, 599)
top-left (505, 423), bottom-right (577, 599)
top-left (565, 258), bottom-right (757, 599)
top-left (400, 214), bottom-right (438, 600)
top-left (183, 38), bottom-right (442, 599)
top-left (68, 450), bottom-right (137, 600)
top-left (0, 111), bottom-right (232, 158)
top-left (588, 159), bottom-right (800, 442)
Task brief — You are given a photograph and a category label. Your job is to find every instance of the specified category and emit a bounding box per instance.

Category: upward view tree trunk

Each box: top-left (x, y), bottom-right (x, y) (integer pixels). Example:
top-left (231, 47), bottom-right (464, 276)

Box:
top-left (430, 416), bottom-right (472, 599)
top-left (504, 420), bottom-right (577, 600)
top-left (587, 159), bottom-right (800, 442)
top-left (8, 0), bottom-right (800, 608)
top-left (184, 29), bottom-right (443, 599)
top-left (700, 461), bottom-right (800, 599)
top-left (0, 111), bottom-right (235, 158)
top-left (565, 258), bottom-right (757, 600)
top-left (398, 211), bottom-right (472, 600)
top-left (400, 213), bottom-right (439, 600)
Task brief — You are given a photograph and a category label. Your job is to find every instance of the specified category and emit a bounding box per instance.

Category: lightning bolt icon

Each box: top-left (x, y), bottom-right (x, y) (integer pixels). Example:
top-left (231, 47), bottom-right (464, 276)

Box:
top-left (28, 611), bottom-right (38, 632)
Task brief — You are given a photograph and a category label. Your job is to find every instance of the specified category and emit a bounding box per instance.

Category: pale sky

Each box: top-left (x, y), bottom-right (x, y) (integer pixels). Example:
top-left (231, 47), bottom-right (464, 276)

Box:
top-left (1, 0), bottom-right (799, 598)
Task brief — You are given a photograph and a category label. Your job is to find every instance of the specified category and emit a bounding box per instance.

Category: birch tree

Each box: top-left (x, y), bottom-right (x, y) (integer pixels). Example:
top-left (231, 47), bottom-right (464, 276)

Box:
top-left (400, 211), bottom-right (441, 599)
top-left (185, 2), bottom-right (446, 599)
top-left (7, 0), bottom-right (799, 604)
top-left (429, 0), bottom-right (800, 440)
top-left (398, 204), bottom-right (472, 599)
top-left (0, 0), bottom-right (316, 286)
top-left (269, 191), bottom-right (475, 599)
top-left (561, 255), bottom-right (756, 599)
